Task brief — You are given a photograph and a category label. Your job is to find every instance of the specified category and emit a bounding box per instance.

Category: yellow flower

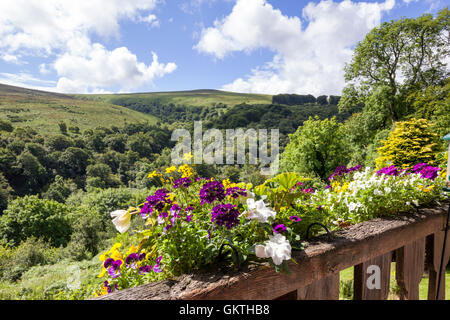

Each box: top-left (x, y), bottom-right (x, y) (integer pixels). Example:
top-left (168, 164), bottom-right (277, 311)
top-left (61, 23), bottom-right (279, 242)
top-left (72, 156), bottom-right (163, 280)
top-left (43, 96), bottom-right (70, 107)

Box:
top-left (166, 193), bottom-right (175, 202)
top-left (148, 170), bottom-right (159, 178)
top-left (126, 245), bottom-right (138, 255)
top-left (183, 152), bottom-right (193, 161)
top-left (111, 243), bottom-right (121, 251)
top-left (99, 253), bottom-right (108, 262)
top-left (165, 166), bottom-right (177, 174)
top-left (97, 268), bottom-right (107, 278)
top-left (178, 164), bottom-right (193, 178)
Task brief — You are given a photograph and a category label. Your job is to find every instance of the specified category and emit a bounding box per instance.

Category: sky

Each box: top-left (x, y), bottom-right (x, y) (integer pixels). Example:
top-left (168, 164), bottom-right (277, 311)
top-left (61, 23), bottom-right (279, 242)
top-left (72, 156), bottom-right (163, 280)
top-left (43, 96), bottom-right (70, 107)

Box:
top-left (0, 0), bottom-right (446, 96)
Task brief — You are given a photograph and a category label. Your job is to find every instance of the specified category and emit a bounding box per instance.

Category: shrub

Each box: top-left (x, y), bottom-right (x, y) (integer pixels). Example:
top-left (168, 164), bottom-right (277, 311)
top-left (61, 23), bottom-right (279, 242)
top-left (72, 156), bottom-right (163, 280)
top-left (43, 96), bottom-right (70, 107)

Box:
top-left (280, 116), bottom-right (350, 180)
top-left (376, 118), bottom-right (442, 168)
top-left (0, 196), bottom-right (72, 247)
top-left (0, 237), bottom-right (62, 282)
top-left (66, 210), bottom-right (106, 261)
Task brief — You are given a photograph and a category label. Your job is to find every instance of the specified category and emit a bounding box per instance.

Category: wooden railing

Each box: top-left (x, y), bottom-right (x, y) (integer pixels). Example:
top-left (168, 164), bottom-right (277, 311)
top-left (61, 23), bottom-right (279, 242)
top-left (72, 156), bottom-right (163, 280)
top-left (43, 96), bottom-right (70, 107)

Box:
top-left (95, 202), bottom-right (449, 300)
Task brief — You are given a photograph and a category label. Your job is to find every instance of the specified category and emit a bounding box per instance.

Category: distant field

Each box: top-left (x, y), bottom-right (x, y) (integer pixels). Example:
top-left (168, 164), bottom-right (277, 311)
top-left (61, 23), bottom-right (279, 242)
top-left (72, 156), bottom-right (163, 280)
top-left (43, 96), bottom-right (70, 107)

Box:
top-left (75, 89), bottom-right (273, 108)
top-left (0, 83), bottom-right (158, 134)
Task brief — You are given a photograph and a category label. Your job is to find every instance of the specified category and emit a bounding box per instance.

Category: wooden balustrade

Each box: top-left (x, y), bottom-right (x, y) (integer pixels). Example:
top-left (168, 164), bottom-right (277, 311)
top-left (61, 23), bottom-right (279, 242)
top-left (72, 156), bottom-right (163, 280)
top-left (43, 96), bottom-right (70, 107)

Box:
top-left (95, 202), bottom-right (449, 300)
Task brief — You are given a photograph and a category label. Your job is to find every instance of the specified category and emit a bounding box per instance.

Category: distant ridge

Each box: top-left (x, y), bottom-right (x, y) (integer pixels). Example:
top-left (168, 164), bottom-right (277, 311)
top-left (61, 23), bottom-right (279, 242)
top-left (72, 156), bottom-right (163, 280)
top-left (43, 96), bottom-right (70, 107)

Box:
top-left (0, 83), bottom-right (73, 99)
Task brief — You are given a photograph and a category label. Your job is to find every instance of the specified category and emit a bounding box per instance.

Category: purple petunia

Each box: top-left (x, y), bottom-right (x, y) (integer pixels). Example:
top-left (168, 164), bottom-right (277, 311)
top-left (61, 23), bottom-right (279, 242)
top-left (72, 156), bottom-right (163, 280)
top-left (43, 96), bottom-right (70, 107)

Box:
top-left (289, 215), bottom-right (302, 222)
top-left (153, 256), bottom-right (163, 273)
top-left (199, 181), bottom-right (226, 205)
top-left (125, 253), bottom-right (139, 269)
top-left (103, 258), bottom-right (115, 269)
top-left (138, 265), bottom-right (152, 275)
top-left (173, 177), bottom-right (192, 189)
top-left (210, 203), bottom-right (240, 230)
top-left (107, 260), bottom-right (122, 279)
top-left (141, 188), bottom-right (172, 217)
top-left (104, 281), bottom-right (118, 293)
top-left (273, 224), bottom-right (287, 233)
top-left (225, 187), bottom-right (247, 199)
top-left (328, 164), bottom-right (362, 181)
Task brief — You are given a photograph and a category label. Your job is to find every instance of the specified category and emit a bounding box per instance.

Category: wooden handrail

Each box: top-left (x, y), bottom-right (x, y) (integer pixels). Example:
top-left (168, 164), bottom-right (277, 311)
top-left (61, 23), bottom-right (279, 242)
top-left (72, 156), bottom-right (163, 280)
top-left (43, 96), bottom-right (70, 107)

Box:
top-left (94, 202), bottom-right (449, 300)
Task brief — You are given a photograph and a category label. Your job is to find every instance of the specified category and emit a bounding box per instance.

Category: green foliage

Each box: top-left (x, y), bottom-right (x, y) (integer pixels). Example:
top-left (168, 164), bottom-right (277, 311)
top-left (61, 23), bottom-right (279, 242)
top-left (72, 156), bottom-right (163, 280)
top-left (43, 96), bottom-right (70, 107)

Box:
top-left (0, 237), bottom-right (63, 282)
top-left (342, 9), bottom-right (449, 123)
top-left (376, 118), bottom-right (442, 168)
top-left (280, 116), bottom-right (350, 180)
top-left (0, 196), bottom-right (72, 247)
top-left (0, 173), bottom-right (11, 214)
top-left (0, 120), bottom-right (13, 132)
top-left (66, 210), bottom-right (107, 261)
top-left (42, 175), bottom-right (77, 203)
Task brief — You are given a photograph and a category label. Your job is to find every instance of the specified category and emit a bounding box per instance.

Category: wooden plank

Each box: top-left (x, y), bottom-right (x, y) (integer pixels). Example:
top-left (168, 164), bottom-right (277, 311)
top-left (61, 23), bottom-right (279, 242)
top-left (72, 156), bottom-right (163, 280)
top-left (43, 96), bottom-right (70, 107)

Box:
top-left (94, 204), bottom-right (448, 300)
top-left (297, 273), bottom-right (340, 300)
top-left (426, 228), bottom-right (450, 300)
top-left (395, 238), bottom-right (426, 300)
top-left (274, 290), bottom-right (297, 300)
top-left (354, 252), bottom-right (392, 300)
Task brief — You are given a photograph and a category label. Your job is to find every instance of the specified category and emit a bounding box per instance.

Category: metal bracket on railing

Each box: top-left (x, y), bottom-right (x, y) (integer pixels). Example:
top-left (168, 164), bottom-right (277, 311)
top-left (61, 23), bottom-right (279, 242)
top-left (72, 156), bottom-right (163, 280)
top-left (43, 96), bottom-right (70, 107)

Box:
top-left (218, 242), bottom-right (241, 270)
top-left (306, 222), bottom-right (331, 241)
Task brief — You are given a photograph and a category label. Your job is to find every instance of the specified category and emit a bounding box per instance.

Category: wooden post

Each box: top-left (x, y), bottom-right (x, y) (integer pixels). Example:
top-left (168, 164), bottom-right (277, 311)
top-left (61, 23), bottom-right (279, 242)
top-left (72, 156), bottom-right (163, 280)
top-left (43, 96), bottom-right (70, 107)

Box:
top-left (395, 238), bottom-right (426, 300)
top-left (297, 273), bottom-right (340, 300)
top-left (426, 229), bottom-right (450, 300)
top-left (354, 252), bottom-right (392, 300)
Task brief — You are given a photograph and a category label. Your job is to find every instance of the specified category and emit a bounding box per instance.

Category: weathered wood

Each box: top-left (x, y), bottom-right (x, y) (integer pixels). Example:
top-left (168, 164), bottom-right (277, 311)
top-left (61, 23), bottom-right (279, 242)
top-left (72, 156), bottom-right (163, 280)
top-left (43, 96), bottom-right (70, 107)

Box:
top-left (354, 252), bottom-right (392, 300)
top-left (395, 238), bottom-right (426, 300)
top-left (274, 290), bottom-right (297, 300)
top-left (297, 273), bottom-right (340, 300)
top-left (94, 203), bottom-right (448, 300)
top-left (426, 227), bottom-right (450, 300)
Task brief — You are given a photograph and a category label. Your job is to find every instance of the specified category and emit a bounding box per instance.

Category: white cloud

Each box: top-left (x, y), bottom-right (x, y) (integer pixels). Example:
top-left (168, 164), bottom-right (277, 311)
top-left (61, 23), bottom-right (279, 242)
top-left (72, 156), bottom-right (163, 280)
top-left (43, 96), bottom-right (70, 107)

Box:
top-left (0, 0), bottom-right (177, 93)
top-left (1, 54), bottom-right (19, 64)
top-left (54, 44), bottom-right (177, 93)
top-left (139, 14), bottom-right (161, 28)
top-left (195, 0), bottom-right (396, 95)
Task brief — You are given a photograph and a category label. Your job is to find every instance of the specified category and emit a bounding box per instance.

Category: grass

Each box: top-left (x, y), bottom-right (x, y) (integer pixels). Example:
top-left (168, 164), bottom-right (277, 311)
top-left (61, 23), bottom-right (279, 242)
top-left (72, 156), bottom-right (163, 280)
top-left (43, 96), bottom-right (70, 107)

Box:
top-left (339, 264), bottom-right (450, 300)
top-left (0, 83), bottom-right (158, 134)
top-left (75, 89), bottom-right (273, 108)
top-left (0, 256), bottom-right (102, 300)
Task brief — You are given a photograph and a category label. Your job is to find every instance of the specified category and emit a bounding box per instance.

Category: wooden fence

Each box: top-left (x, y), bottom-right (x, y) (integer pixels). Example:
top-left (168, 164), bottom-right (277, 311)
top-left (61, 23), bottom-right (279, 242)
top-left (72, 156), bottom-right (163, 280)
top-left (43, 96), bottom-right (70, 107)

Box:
top-left (95, 202), bottom-right (449, 300)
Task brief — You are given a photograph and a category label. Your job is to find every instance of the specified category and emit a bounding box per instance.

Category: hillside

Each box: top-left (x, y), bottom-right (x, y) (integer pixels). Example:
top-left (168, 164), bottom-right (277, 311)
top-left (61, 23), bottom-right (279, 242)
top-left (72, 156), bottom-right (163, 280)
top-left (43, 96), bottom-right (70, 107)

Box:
top-left (0, 83), bottom-right (158, 134)
top-left (74, 89), bottom-right (273, 108)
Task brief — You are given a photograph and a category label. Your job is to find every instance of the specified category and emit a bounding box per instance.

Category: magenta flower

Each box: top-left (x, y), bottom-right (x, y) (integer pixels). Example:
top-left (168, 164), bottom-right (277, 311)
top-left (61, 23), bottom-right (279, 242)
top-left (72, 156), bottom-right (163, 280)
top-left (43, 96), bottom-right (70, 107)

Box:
top-left (289, 216), bottom-right (302, 222)
top-left (199, 181), bottom-right (226, 205)
top-left (173, 177), bottom-right (192, 189)
top-left (211, 203), bottom-right (240, 230)
top-left (273, 224), bottom-right (287, 233)
top-left (108, 260), bottom-right (122, 279)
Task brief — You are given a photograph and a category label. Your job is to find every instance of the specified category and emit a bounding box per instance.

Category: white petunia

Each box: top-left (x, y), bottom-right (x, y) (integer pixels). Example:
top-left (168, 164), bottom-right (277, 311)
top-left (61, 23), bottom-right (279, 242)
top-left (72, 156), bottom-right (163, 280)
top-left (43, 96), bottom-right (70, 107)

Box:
top-left (255, 233), bottom-right (292, 266)
top-left (110, 209), bottom-right (131, 233)
top-left (244, 198), bottom-right (276, 223)
top-left (374, 189), bottom-right (383, 196)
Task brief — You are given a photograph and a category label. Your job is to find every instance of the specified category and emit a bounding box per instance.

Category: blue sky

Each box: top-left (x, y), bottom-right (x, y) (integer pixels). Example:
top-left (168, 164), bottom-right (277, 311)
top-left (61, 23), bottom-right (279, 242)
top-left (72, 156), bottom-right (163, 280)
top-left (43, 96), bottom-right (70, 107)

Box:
top-left (0, 0), bottom-right (446, 95)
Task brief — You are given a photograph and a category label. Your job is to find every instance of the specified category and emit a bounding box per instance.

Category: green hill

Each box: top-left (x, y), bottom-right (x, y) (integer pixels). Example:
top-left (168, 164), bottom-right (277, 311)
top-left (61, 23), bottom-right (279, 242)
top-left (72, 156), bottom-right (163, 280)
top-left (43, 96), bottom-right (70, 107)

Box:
top-left (74, 89), bottom-right (273, 108)
top-left (0, 83), bottom-right (158, 134)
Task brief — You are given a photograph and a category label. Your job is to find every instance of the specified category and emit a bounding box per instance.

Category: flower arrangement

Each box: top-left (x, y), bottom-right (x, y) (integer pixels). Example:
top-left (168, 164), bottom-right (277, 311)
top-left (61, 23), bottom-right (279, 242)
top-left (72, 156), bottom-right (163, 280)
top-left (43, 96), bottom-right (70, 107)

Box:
top-left (93, 159), bottom-right (446, 297)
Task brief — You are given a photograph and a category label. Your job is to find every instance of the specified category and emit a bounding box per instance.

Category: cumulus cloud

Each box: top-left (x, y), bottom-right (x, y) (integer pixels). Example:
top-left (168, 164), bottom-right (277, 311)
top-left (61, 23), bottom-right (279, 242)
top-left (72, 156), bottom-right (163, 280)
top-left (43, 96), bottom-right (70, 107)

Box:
top-left (195, 0), bottom-right (396, 95)
top-left (0, 0), bottom-right (177, 93)
top-left (54, 44), bottom-right (177, 93)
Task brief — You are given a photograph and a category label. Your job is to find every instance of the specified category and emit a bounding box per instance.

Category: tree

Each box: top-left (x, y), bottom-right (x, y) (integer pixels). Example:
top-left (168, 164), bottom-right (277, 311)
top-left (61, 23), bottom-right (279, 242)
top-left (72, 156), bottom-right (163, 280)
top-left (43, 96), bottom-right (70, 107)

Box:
top-left (0, 195), bottom-right (72, 247)
top-left (376, 118), bottom-right (442, 168)
top-left (340, 9), bottom-right (449, 123)
top-left (280, 116), bottom-right (350, 181)
top-left (58, 122), bottom-right (67, 134)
